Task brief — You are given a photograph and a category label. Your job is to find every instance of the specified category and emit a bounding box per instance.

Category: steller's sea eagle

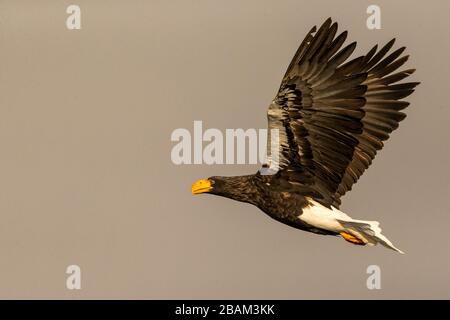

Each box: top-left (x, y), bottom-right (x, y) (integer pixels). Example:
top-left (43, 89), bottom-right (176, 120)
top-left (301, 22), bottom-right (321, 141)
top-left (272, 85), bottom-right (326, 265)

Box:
top-left (192, 18), bottom-right (419, 253)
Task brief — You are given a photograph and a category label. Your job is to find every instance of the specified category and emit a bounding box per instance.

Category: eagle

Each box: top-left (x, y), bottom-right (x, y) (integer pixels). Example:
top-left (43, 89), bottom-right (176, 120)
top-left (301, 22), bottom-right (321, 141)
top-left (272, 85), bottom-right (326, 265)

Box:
top-left (191, 18), bottom-right (418, 253)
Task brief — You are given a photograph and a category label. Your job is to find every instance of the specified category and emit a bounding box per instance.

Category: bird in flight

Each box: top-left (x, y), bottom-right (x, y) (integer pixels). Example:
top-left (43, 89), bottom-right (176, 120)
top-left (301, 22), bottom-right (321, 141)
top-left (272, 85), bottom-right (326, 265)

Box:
top-left (192, 18), bottom-right (418, 253)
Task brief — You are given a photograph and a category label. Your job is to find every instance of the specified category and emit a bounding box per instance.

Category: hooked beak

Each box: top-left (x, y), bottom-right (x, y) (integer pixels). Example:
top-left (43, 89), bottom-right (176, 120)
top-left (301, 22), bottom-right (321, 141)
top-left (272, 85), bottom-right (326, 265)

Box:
top-left (192, 179), bottom-right (213, 195)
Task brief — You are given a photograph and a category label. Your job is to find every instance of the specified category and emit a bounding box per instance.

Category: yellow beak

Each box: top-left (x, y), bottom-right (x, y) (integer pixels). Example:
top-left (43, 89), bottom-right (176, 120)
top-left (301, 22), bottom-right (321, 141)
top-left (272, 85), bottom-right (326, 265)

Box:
top-left (192, 179), bottom-right (213, 195)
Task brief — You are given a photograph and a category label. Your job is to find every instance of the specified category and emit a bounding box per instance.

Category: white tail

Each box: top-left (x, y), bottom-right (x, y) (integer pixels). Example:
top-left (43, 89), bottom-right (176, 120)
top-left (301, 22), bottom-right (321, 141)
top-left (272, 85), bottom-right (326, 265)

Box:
top-left (337, 219), bottom-right (404, 254)
top-left (301, 199), bottom-right (404, 253)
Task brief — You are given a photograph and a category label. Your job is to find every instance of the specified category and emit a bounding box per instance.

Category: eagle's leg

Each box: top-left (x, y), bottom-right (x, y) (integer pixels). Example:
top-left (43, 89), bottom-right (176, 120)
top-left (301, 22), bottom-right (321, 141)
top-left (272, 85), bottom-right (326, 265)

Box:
top-left (340, 232), bottom-right (366, 246)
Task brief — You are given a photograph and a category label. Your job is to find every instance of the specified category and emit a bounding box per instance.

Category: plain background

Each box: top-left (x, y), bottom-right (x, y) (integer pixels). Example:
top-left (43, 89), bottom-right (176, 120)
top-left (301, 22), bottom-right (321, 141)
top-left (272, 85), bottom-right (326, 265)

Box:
top-left (0, 0), bottom-right (448, 299)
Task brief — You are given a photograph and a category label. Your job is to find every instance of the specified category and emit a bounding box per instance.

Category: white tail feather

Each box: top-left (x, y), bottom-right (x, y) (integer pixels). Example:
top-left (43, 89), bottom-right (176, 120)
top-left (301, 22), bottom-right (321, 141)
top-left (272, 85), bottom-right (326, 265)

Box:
top-left (301, 199), bottom-right (404, 254)
top-left (337, 219), bottom-right (405, 254)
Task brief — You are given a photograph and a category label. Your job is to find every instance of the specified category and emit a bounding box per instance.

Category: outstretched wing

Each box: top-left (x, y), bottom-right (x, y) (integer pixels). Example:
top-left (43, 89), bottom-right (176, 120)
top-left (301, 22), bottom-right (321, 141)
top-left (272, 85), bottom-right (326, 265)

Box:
top-left (265, 18), bottom-right (418, 208)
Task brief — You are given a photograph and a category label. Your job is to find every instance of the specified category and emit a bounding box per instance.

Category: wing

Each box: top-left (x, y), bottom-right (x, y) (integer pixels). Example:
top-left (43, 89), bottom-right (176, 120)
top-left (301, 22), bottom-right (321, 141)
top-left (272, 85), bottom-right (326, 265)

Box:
top-left (265, 18), bottom-right (419, 208)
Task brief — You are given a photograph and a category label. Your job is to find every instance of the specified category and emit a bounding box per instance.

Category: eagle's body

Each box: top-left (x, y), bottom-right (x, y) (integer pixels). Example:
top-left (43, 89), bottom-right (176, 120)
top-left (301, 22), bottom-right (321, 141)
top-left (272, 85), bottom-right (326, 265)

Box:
top-left (192, 18), bottom-right (418, 253)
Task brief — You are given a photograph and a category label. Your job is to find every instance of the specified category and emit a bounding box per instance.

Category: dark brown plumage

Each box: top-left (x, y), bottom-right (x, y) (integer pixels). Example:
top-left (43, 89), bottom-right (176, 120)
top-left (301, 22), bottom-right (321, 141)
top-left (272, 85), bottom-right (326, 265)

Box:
top-left (192, 18), bottom-right (418, 251)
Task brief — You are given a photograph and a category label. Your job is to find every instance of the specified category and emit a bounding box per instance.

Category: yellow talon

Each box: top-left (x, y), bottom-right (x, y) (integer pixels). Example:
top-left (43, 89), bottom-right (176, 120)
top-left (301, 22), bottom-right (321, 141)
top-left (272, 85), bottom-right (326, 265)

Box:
top-left (340, 232), bottom-right (365, 246)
